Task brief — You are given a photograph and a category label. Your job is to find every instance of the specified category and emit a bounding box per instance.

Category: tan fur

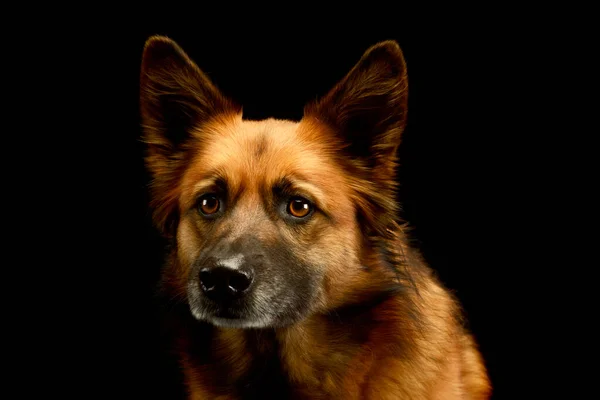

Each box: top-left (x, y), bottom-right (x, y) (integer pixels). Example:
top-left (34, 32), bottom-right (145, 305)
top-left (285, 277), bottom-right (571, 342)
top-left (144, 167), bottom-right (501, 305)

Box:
top-left (140, 35), bottom-right (491, 399)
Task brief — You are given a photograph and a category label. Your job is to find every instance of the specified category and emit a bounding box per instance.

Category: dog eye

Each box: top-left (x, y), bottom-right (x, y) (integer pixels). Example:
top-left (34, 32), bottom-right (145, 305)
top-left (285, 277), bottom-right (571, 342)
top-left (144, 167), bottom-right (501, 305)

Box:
top-left (287, 197), bottom-right (312, 218)
top-left (198, 194), bottom-right (220, 216)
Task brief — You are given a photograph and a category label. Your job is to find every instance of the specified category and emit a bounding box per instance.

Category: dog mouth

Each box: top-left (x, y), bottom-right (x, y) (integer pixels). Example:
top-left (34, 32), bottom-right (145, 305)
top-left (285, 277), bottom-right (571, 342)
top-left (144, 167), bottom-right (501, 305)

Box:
top-left (187, 285), bottom-right (313, 329)
top-left (187, 281), bottom-right (274, 327)
top-left (210, 305), bottom-right (252, 321)
top-left (190, 303), bottom-right (276, 328)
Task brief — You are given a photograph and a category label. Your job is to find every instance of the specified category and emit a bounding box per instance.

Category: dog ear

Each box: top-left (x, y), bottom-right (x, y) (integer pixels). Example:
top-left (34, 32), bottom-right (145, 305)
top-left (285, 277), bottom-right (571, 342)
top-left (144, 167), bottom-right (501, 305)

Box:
top-left (140, 35), bottom-right (239, 158)
top-left (140, 36), bottom-right (240, 235)
top-left (304, 41), bottom-right (409, 237)
top-left (304, 40), bottom-right (408, 181)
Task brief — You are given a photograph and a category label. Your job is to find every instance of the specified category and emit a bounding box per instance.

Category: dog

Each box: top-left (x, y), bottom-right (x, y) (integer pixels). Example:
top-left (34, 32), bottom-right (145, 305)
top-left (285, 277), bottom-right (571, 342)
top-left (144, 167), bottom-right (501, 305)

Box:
top-left (139, 35), bottom-right (491, 399)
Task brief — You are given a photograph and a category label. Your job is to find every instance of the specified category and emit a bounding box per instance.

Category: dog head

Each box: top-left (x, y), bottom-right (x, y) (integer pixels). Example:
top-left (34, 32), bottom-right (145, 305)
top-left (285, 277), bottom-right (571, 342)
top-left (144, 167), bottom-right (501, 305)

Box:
top-left (140, 36), bottom-right (409, 328)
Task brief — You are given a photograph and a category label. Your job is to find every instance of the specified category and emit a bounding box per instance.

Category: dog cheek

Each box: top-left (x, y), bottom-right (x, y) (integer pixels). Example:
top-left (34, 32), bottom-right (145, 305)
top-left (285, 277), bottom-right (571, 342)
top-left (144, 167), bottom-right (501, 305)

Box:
top-left (315, 229), bottom-right (363, 307)
top-left (306, 224), bottom-right (359, 271)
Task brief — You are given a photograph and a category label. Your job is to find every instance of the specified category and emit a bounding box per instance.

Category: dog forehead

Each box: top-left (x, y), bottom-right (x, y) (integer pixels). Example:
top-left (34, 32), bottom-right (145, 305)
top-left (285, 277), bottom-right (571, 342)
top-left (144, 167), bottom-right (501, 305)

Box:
top-left (205, 118), bottom-right (300, 165)
top-left (187, 117), bottom-right (337, 184)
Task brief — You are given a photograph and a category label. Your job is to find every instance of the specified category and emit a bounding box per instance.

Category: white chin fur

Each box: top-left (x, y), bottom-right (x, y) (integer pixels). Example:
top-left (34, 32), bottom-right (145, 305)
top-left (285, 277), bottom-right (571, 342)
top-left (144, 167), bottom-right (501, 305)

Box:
top-left (208, 316), bottom-right (274, 329)
top-left (190, 306), bottom-right (273, 328)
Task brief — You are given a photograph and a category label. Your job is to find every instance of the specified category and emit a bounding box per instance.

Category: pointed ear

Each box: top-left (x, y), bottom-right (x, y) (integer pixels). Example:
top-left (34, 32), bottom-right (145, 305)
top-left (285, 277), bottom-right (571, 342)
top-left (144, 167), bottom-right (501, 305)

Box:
top-left (140, 36), bottom-right (240, 235)
top-left (140, 35), bottom-right (240, 155)
top-left (304, 40), bottom-right (408, 180)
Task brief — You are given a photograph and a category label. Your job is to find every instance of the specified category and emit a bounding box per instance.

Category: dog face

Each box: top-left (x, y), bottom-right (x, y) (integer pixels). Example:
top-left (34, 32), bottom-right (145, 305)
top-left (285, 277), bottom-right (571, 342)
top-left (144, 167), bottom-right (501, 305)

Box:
top-left (140, 37), bottom-right (409, 328)
top-left (174, 117), bottom-right (361, 328)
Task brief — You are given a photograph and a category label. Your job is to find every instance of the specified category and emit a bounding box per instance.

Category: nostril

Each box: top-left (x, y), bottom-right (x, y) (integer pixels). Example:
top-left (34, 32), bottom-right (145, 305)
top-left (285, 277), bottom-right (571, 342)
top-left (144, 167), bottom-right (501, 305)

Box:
top-left (198, 266), bottom-right (254, 300)
top-left (199, 268), bottom-right (215, 291)
top-left (228, 271), bottom-right (253, 293)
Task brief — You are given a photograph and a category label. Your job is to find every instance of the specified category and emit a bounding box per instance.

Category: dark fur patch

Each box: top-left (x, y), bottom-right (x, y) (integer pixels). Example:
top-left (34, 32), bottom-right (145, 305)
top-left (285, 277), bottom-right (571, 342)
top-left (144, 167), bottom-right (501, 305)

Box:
top-left (326, 285), bottom-right (404, 344)
top-left (181, 318), bottom-right (291, 398)
top-left (253, 134), bottom-right (269, 158)
top-left (236, 330), bottom-right (291, 399)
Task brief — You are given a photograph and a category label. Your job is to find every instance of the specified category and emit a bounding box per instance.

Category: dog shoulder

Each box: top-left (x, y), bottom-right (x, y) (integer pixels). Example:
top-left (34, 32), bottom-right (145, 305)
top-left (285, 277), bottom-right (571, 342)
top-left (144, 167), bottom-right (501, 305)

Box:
top-left (363, 269), bottom-right (491, 399)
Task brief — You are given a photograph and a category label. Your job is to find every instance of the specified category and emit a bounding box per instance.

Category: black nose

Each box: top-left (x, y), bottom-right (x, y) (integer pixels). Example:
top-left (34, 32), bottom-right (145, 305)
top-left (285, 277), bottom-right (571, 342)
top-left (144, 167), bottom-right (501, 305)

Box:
top-left (199, 266), bottom-right (254, 301)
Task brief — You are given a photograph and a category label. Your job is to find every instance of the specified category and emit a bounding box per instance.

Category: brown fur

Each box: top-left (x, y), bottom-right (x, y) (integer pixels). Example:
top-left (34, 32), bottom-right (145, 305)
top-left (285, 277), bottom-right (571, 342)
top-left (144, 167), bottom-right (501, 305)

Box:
top-left (140, 36), bottom-right (491, 399)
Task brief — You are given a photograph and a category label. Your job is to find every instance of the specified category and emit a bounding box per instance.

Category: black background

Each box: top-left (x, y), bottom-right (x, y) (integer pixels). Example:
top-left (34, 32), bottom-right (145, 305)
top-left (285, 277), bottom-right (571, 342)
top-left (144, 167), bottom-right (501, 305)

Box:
top-left (35, 15), bottom-right (539, 399)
